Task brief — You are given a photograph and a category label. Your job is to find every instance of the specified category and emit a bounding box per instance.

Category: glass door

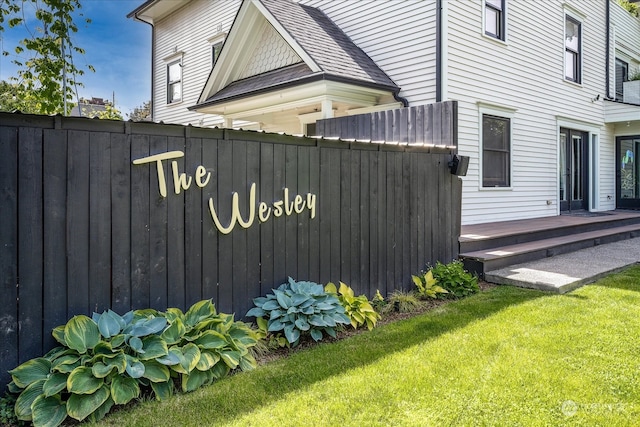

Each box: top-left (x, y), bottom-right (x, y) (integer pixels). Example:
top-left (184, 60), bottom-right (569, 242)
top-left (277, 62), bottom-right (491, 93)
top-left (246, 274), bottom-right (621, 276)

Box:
top-left (617, 136), bottom-right (640, 209)
top-left (560, 128), bottom-right (589, 212)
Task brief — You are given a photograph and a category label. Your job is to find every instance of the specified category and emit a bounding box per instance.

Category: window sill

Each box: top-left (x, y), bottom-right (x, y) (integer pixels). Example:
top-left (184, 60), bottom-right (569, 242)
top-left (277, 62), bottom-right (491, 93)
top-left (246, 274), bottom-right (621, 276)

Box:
top-left (478, 186), bottom-right (512, 191)
top-left (563, 78), bottom-right (582, 88)
top-left (166, 100), bottom-right (184, 106)
top-left (482, 33), bottom-right (507, 46)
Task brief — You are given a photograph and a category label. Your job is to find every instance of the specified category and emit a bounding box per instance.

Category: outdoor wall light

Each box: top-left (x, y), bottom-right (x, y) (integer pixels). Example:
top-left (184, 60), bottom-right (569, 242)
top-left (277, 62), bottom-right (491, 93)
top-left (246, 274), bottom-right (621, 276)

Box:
top-left (448, 154), bottom-right (469, 176)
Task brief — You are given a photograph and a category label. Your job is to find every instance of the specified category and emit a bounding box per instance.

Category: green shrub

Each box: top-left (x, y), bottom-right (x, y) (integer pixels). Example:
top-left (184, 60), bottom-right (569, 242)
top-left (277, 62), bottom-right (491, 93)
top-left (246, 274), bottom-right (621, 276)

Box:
top-left (430, 260), bottom-right (479, 298)
top-left (246, 277), bottom-right (351, 346)
top-left (325, 282), bottom-right (380, 330)
top-left (254, 316), bottom-right (289, 350)
top-left (0, 392), bottom-right (26, 427)
top-left (385, 290), bottom-right (421, 313)
top-left (6, 300), bottom-right (258, 427)
top-left (412, 270), bottom-right (449, 299)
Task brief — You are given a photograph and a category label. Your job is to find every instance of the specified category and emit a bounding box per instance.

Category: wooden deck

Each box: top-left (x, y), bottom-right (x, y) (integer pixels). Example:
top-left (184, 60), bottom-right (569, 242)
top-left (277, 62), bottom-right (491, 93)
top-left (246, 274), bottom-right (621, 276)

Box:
top-left (459, 210), bottom-right (640, 276)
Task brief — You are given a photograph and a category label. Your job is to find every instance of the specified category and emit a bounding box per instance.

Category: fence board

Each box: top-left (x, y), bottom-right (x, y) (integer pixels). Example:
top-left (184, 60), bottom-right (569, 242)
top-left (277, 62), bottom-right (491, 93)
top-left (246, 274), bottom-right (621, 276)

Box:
top-left (130, 134), bottom-right (150, 310)
top-left (231, 140), bottom-right (248, 317)
top-left (43, 130), bottom-right (68, 350)
top-left (260, 143), bottom-right (275, 295)
top-left (167, 136), bottom-right (186, 309)
top-left (216, 139), bottom-right (233, 313)
top-left (0, 126), bottom-right (18, 388)
top-left (111, 133), bottom-right (131, 313)
top-left (201, 137), bottom-right (218, 306)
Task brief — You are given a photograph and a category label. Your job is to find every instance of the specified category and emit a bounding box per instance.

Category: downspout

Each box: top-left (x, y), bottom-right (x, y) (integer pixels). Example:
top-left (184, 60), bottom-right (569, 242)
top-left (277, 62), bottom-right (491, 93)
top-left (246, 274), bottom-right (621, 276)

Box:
top-left (606, 0), bottom-right (611, 100)
top-left (436, 0), bottom-right (442, 102)
top-left (131, 15), bottom-right (155, 120)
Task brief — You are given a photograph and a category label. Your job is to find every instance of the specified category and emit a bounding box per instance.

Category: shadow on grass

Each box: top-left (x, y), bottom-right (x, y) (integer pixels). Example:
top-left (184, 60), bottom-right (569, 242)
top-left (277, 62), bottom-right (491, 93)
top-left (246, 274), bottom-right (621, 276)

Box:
top-left (99, 286), bottom-right (548, 426)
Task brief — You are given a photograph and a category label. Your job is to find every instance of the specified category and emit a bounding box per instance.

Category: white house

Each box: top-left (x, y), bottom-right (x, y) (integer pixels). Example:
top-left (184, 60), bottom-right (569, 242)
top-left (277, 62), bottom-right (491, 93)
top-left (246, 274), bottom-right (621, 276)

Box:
top-left (128, 0), bottom-right (640, 225)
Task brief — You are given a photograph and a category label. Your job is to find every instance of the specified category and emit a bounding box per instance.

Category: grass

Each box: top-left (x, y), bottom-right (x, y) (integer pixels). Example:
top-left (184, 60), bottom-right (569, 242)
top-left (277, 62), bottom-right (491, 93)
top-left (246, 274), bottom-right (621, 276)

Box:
top-left (91, 266), bottom-right (640, 426)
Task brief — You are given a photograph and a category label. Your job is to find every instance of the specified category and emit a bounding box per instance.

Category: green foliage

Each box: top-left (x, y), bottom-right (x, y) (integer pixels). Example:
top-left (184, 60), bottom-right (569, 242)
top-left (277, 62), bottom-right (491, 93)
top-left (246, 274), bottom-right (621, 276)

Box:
top-left (0, 392), bottom-right (27, 426)
top-left (254, 316), bottom-right (289, 350)
top-left (629, 69), bottom-right (640, 81)
top-left (82, 103), bottom-right (123, 120)
top-left (618, 0), bottom-right (639, 17)
top-left (6, 300), bottom-right (258, 427)
top-left (385, 290), bottom-right (421, 313)
top-left (430, 260), bottom-right (479, 298)
top-left (128, 100), bottom-right (152, 121)
top-left (246, 277), bottom-right (351, 346)
top-left (412, 270), bottom-right (449, 299)
top-left (325, 282), bottom-right (380, 330)
top-left (370, 289), bottom-right (387, 313)
top-left (0, 0), bottom-right (94, 115)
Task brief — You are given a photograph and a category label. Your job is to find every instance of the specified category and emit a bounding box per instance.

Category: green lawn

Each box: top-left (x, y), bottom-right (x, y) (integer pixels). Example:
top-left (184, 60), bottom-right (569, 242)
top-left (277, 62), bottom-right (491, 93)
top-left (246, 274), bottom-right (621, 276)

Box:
top-left (93, 266), bottom-right (640, 426)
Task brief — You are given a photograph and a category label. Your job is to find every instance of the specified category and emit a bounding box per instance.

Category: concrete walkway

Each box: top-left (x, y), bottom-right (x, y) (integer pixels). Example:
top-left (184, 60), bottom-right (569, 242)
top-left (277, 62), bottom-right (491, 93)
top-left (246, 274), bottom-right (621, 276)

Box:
top-left (485, 237), bottom-right (640, 294)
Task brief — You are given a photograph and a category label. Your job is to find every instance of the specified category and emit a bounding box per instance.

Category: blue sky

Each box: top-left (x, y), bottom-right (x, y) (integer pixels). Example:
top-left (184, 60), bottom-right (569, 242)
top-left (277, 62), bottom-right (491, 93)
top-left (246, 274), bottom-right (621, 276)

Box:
top-left (0, 0), bottom-right (151, 117)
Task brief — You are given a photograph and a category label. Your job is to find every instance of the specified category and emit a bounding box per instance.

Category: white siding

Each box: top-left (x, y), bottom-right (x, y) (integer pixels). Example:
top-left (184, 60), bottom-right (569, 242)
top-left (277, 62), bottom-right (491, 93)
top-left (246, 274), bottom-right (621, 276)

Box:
top-left (153, 0), bottom-right (240, 127)
top-left (300, 0), bottom-right (438, 105)
top-left (446, 0), bottom-right (611, 224)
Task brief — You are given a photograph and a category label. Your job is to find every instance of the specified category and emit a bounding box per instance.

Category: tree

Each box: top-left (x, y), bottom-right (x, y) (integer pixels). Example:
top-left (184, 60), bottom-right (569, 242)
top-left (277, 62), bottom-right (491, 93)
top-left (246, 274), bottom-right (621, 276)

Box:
top-left (0, 0), bottom-right (93, 115)
top-left (128, 100), bottom-right (152, 122)
top-left (0, 80), bottom-right (40, 112)
top-left (618, 0), bottom-right (639, 17)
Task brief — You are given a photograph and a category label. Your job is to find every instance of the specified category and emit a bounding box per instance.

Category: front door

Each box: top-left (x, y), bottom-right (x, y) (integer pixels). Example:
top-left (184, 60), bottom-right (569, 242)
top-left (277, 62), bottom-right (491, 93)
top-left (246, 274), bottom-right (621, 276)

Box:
top-left (559, 128), bottom-right (589, 212)
top-left (617, 135), bottom-right (640, 209)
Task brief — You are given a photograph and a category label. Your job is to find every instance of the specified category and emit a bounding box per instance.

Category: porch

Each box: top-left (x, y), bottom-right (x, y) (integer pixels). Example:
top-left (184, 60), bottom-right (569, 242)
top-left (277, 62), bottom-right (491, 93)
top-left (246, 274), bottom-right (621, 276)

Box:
top-left (459, 210), bottom-right (640, 281)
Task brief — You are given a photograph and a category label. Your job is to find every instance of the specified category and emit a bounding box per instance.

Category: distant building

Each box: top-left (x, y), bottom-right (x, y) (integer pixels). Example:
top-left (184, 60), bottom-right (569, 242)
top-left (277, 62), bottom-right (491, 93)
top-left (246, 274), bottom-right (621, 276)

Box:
top-left (70, 97), bottom-right (113, 117)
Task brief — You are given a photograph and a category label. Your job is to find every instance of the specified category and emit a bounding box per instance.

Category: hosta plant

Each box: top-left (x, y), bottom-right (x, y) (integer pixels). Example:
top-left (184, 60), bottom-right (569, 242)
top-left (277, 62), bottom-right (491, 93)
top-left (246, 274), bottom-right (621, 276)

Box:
top-left (246, 277), bottom-right (350, 346)
top-left (430, 260), bottom-right (480, 298)
top-left (6, 300), bottom-right (259, 427)
top-left (325, 282), bottom-right (380, 330)
top-left (412, 270), bottom-right (448, 299)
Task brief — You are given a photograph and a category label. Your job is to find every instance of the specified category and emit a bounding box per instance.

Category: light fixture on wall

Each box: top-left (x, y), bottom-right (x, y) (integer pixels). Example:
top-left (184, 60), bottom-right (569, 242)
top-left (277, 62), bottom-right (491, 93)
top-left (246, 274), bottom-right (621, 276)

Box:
top-left (590, 94), bottom-right (600, 102)
top-left (448, 155), bottom-right (469, 176)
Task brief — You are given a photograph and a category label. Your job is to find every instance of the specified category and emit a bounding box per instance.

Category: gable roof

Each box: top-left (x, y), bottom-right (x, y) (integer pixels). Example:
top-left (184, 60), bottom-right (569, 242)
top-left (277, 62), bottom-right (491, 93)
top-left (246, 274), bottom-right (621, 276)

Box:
top-left (192, 0), bottom-right (400, 111)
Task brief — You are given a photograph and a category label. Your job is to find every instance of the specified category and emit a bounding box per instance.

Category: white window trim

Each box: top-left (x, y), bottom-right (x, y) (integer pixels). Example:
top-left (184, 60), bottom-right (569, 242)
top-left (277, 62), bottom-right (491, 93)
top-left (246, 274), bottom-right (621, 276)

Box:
top-left (481, 0), bottom-right (507, 44)
top-left (208, 33), bottom-right (226, 67)
top-left (165, 52), bottom-right (184, 105)
top-left (563, 10), bottom-right (584, 86)
top-left (478, 103), bottom-right (516, 191)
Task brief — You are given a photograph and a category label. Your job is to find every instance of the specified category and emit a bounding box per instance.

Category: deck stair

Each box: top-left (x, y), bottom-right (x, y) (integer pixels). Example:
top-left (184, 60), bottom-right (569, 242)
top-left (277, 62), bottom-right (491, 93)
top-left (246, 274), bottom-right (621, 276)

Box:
top-left (459, 211), bottom-right (640, 277)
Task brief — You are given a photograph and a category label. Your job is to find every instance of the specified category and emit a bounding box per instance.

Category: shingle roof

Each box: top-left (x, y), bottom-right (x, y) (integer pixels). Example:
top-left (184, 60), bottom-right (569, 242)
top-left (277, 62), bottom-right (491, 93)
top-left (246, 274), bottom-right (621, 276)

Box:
top-left (195, 0), bottom-right (399, 108)
top-left (259, 0), bottom-right (397, 88)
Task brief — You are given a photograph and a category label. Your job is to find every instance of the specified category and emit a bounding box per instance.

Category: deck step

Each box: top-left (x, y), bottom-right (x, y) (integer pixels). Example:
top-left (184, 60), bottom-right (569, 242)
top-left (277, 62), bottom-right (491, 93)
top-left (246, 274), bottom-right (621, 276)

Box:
top-left (460, 223), bottom-right (640, 276)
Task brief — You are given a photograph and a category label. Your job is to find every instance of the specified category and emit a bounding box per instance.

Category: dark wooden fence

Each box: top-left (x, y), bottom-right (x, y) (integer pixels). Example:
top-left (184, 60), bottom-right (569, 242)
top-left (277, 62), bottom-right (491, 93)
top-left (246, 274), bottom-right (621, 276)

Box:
top-left (0, 106), bottom-right (460, 390)
top-left (316, 101), bottom-right (457, 146)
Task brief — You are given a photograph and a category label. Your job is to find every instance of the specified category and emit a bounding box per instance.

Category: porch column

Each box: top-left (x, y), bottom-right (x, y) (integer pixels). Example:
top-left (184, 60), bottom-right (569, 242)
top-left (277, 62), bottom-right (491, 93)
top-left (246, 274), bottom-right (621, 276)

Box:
top-left (223, 116), bottom-right (233, 128)
top-left (321, 100), bottom-right (334, 119)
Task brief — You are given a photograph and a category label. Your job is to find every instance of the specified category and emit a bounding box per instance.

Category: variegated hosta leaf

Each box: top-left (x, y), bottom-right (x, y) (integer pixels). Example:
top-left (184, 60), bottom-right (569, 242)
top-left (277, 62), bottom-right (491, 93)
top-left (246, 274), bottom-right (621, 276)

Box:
top-left (15, 379), bottom-right (45, 421)
top-left (86, 396), bottom-right (114, 423)
top-left (141, 360), bottom-right (170, 382)
top-left (67, 366), bottom-right (104, 394)
top-left (110, 375), bottom-right (140, 405)
top-left (160, 317), bottom-right (186, 345)
top-left (180, 343), bottom-right (201, 373)
top-left (156, 347), bottom-right (182, 366)
top-left (31, 394), bottom-right (67, 427)
top-left (138, 335), bottom-right (168, 360)
top-left (220, 350), bottom-right (241, 369)
top-left (9, 358), bottom-right (51, 388)
top-left (66, 384), bottom-right (110, 421)
top-left (42, 372), bottom-right (68, 397)
top-left (51, 326), bottom-right (67, 346)
top-left (194, 330), bottom-right (228, 349)
top-left (181, 369), bottom-right (209, 393)
top-left (151, 380), bottom-right (173, 401)
top-left (64, 315), bottom-right (100, 354)
top-left (185, 299), bottom-right (216, 327)
top-left (97, 310), bottom-right (123, 338)
top-left (195, 350), bottom-right (220, 371)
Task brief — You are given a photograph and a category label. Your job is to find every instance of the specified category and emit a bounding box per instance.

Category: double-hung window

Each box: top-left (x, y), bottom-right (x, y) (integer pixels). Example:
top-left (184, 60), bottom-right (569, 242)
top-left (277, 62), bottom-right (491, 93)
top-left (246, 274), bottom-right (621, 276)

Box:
top-left (615, 58), bottom-right (628, 101)
top-left (212, 41), bottom-right (223, 67)
top-left (565, 15), bottom-right (581, 83)
top-left (167, 59), bottom-right (182, 104)
top-left (484, 0), bottom-right (505, 41)
top-left (482, 114), bottom-right (511, 187)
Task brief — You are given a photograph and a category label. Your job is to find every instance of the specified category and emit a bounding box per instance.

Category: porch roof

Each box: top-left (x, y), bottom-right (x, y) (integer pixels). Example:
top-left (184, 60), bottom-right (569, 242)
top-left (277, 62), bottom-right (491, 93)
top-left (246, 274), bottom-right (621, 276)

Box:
top-left (604, 100), bottom-right (640, 123)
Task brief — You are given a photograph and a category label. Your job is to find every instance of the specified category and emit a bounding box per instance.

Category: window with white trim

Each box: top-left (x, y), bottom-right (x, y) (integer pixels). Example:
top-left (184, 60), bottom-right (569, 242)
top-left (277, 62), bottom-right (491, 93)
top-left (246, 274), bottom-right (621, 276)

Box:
top-left (615, 58), bottom-right (628, 101)
top-left (167, 59), bottom-right (182, 104)
top-left (212, 41), bottom-right (223, 67)
top-left (484, 0), bottom-right (505, 41)
top-left (482, 114), bottom-right (511, 187)
top-left (565, 15), bottom-right (581, 83)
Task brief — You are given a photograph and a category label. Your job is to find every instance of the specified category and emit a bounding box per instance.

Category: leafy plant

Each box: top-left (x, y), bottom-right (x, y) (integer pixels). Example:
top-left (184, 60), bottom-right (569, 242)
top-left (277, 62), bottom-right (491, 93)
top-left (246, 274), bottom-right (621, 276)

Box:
top-left (6, 300), bottom-right (258, 427)
top-left (370, 289), bottom-right (387, 313)
top-left (0, 392), bottom-right (26, 427)
top-left (254, 316), bottom-right (289, 350)
top-left (325, 282), bottom-right (380, 330)
top-left (385, 290), bottom-right (422, 313)
top-left (246, 278), bottom-right (351, 346)
top-left (430, 260), bottom-right (479, 298)
top-left (629, 69), bottom-right (640, 81)
top-left (412, 270), bottom-right (449, 299)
